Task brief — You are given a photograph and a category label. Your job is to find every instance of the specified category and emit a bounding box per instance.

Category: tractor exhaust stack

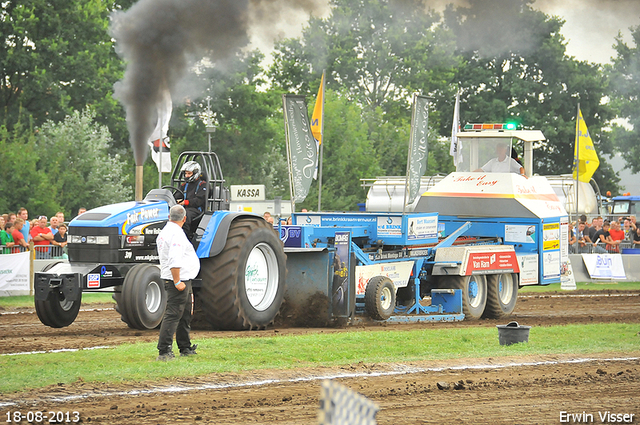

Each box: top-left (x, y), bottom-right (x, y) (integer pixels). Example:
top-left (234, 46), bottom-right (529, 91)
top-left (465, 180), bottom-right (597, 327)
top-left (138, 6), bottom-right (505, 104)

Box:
top-left (135, 165), bottom-right (143, 201)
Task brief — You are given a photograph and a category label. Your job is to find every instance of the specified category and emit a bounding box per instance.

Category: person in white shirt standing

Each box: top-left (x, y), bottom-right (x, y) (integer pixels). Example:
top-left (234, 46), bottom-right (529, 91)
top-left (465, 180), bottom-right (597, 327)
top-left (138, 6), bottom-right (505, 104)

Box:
top-left (156, 205), bottom-right (201, 361)
top-left (475, 142), bottom-right (525, 176)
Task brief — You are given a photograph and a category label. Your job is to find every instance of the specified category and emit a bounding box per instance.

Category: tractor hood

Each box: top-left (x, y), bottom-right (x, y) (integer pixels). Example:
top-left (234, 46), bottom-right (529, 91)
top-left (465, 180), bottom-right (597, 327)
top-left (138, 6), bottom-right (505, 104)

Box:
top-left (70, 200), bottom-right (170, 235)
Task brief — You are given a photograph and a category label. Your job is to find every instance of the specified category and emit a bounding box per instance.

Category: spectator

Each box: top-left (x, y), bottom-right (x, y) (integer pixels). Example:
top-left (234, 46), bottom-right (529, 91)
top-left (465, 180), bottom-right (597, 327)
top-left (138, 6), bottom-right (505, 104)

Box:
top-left (633, 226), bottom-right (640, 246)
top-left (593, 221), bottom-right (618, 253)
top-left (77, 207), bottom-right (87, 217)
top-left (623, 219), bottom-right (633, 240)
top-left (31, 215), bottom-right (54, 259)
top-left (11, 218), bottom-right (29, 250)
top-left (568, 222), bottom-right (577, 253)
top-left (609, 221), bottom-right (625, 253)
top-left (7, 213), bottom-right (16, 224)
top-left (49, 216), bottom-right (59, 235)
top-left (52, 223), bottom-right (68, 258)
top-left (56, 211), bottom-right (65, 225)
top-left (629, 215), bottom-right (637, 229)
top-left (0, 216), bottom-right (4, 233)
top-left (1, 214), bottom-right (8, 224)
top-left (263, 211), bottom-right (274, 225)
top-left (0, 222), bottom-right (15, 254)
top-left (17, 208), bottom-right (30, 242)
top-left (575, 221), bottom-right (590, 253)
top-left (587, 217), bottom-right (601, 244)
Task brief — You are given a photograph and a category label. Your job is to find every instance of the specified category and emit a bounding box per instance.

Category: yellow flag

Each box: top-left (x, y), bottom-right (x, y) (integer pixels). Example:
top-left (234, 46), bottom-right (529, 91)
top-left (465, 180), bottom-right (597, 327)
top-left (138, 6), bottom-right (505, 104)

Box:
top-left (572, 108), bottom-right (599, 183)
top-left (311, 72), bottom-right (324, 144)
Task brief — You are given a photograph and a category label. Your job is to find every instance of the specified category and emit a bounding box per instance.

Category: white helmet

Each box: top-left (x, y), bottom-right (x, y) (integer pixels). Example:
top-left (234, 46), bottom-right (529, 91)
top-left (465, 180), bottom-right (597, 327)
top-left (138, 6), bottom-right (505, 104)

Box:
top-left (180, 161), bottom-right (201, 182)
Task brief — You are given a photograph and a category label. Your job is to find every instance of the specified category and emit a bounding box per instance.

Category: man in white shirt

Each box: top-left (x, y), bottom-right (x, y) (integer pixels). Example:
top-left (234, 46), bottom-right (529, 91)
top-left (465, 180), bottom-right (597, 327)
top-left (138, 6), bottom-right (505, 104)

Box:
top-left (475, 143), bottom-right (525, 175)
top-left (156, 205), bottom-right (201, 361)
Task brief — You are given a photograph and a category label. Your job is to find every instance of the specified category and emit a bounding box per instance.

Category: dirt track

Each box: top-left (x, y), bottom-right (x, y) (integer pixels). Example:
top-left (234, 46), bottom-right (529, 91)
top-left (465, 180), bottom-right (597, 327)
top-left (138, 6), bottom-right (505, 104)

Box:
top-left (1, 290), bottom-right (639, 424)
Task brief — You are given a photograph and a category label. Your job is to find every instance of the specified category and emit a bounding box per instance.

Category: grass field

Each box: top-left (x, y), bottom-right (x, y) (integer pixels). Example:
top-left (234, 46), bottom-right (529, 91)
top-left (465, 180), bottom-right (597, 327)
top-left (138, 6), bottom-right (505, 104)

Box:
top-left (2, 323), bottom-right (639, 394)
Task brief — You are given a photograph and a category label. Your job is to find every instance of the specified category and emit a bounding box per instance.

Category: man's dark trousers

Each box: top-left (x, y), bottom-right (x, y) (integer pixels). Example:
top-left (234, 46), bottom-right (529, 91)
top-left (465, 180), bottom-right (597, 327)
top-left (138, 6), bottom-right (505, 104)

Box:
top-left (157, 280), bottom-right (193, 354)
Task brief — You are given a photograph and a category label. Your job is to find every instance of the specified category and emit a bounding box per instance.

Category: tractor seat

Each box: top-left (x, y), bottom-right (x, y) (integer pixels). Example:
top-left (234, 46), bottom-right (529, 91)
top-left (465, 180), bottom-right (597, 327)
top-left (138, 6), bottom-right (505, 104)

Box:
top-left (144, 189), bottom-right (177, 207)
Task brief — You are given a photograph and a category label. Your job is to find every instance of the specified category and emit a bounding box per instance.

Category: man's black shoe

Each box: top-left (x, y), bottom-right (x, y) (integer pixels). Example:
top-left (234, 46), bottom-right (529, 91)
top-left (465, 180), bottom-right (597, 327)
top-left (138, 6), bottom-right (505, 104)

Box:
top-left (180, 344), bottom-right (198, 357)
top-left (156, 351), bottom-right (175, 361)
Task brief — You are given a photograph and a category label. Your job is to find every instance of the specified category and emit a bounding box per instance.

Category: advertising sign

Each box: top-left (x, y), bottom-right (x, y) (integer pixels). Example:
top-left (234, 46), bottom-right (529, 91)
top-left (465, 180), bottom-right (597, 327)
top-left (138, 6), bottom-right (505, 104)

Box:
top-left (377, 216), bottom-right (402, 236)
top-left (283, 95), bottom-right (318, 204)
top-left (355, 261), bottom-right (414, 296)
top-left (407, 215), bottom-right (438, 240)
top-left (517, 254), bottom-right (539, 285)
top-left (505, 225), bottom-right (536, 244)
top-left (465, 251), bottom-right (519, 275)
top-left (543, 222), bottom-right (560, 251)
top-left (406, 95), bottom-right (431, 204)
top-left (332, 232), bottom-right (351, 317)
top-left (582, 254), bottom-right (626, 280)
top-left (0, 251), bottom-right (30, 295)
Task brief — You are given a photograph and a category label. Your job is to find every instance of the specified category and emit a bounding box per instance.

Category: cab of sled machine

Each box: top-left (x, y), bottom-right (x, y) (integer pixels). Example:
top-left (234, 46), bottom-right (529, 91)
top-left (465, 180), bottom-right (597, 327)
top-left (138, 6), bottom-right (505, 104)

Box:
top-left (455, 123), bottom-right (545, 178)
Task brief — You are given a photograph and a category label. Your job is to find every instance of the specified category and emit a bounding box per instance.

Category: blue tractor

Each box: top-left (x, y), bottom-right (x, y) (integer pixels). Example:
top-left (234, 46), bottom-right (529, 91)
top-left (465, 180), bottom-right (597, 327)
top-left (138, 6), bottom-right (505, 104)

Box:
top-left (34, 152), bottom-right (287, 330)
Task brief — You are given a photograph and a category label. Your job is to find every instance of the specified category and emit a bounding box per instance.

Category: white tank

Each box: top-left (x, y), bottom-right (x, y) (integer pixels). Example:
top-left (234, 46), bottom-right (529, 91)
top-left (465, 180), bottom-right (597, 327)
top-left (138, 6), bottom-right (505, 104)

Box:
top-left (364, 176), bottom-right (446, 212)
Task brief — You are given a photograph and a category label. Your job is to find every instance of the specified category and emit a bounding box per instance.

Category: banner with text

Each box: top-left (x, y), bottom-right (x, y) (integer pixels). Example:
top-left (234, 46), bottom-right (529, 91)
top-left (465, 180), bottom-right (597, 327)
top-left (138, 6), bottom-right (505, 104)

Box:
top-left (0, 251), bottom-right (30, 296)
top-left (581, 254), bottom-right (626, 280)
top-left (405, 94), bottom-right (431, 205)
top-left (283, 95), bottom-right (318, 203)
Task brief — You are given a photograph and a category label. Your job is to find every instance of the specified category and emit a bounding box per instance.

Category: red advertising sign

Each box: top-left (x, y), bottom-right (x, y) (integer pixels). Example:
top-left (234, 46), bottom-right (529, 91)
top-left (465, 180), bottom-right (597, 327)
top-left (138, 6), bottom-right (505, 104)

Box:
top-left (465, 251), bottom-right (520, 275)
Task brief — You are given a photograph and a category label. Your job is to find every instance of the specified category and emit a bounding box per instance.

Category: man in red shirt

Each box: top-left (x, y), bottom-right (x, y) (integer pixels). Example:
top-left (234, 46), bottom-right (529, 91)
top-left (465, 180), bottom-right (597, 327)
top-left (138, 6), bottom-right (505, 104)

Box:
top-left (11, 218), bottom-right (29, 251)
top-left (30, 215), bottom-right (54, 258)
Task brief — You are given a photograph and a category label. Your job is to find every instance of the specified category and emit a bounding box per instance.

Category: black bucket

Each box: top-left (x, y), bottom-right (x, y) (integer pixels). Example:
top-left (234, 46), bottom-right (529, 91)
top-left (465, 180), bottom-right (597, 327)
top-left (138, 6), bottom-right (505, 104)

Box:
top-left (497, 321), bottom-right (531, 346)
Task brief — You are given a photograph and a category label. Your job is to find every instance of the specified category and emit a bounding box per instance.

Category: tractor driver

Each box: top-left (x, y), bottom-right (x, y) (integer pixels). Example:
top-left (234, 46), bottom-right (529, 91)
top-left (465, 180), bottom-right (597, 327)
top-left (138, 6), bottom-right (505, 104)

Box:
top-left (475, 142), bottom-right (525, 176)
top-left (176, 161), bottom-right (207, 236)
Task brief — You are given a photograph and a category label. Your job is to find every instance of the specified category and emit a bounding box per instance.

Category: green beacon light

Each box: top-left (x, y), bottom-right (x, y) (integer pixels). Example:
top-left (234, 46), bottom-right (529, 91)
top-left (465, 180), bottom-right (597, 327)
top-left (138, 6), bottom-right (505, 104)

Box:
top-left (505, 122), bottom-right (517, 130)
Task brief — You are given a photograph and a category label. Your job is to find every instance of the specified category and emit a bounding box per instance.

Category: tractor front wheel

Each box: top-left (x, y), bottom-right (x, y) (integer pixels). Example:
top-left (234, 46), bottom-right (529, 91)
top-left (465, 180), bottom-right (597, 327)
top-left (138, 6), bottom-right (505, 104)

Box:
top-left (115, 264), bottom-right (166, 330)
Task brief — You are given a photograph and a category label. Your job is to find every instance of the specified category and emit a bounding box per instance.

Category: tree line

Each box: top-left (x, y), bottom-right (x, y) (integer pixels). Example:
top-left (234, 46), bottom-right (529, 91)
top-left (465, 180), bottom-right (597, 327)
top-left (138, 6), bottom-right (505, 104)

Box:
top-left (1, 0), bottom-right (639, 216)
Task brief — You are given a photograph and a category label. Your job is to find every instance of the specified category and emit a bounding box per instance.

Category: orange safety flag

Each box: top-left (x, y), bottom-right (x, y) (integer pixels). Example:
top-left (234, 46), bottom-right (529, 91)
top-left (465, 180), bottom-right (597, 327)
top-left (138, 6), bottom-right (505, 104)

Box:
top-left (572, 108), bottom-right (599, 183)
top-left (311, 72), bottom-right (324, 145)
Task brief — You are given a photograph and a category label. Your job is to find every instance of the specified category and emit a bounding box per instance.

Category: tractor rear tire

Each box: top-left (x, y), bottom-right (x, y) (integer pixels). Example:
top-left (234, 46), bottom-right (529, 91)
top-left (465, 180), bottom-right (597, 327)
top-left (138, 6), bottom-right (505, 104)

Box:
top-left (483, 273), bottom-right (519, 319)
top-left (200, 218), bottom-right (286, 330)
top-left (35, 261), bottom-right (81, 328)
top-left (364, 276), bottom-right (396, 320)
top-left (116, 264), bottom-right (166, 330)
top-left (440, 275), bottom-right (487, 320)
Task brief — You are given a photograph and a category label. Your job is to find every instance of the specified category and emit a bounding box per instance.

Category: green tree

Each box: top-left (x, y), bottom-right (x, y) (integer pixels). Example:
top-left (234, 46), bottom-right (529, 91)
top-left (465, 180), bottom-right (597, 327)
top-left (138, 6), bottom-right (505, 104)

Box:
top-left (301, 90), bottom-right (384, 211)
top-left (36, 108), bottom-right (131, 216)
top-left (444, 0), bottom-right (619, 192)
top-left (0, 120), bottom-right (49, 215)
top-left (269, 0), bottom-right (460, 182)
top-left (608, 25), bottom-right (640, 174)
top-left (0, 0), bottom-right (130, 149)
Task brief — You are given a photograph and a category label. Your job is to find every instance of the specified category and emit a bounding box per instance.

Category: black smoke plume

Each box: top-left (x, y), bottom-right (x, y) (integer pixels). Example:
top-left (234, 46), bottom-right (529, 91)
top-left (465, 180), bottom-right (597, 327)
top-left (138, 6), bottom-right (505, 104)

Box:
top-left (110, 0), bottom-right (325, 166)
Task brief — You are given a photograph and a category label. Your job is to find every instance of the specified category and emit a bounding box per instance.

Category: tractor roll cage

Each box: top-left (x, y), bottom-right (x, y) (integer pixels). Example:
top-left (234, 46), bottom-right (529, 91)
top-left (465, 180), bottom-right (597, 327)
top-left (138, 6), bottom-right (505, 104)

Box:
top-left (171, 151), bottom-right (227, 212)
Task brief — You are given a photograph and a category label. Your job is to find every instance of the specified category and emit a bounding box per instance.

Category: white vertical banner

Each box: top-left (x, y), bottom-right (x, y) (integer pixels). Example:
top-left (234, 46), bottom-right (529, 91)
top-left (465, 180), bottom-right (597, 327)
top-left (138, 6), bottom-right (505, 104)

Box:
top-left (148, 89), bottom-right (173, 173)
top-left (0, 251), bottom-right (31, 296)
top-left (559, 217), bottom-right (576, 290)
top-left (449, 91), bottom-right (463, 167)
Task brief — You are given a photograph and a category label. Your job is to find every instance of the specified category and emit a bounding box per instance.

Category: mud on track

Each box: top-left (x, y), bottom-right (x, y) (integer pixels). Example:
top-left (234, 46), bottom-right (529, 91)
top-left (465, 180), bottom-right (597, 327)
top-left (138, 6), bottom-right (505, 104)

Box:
top-left (2, 355), bottom-right (640, 424)
top-left (0, 290), bottom-right (638, 355)
top-left (1, 290), bottom-right (639, 424)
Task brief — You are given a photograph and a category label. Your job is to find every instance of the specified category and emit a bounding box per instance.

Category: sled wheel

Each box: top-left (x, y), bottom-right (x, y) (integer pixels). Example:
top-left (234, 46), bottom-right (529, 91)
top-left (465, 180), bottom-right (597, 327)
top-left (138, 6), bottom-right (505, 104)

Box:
top-left (483, 273), bottom-right (519, 319)
top-left (364, 276), bottom-right (396, 321)
top-left (441, 275), bottom-right (487, 320)
top-left (200, 218), bottom-right (287, 330)
top-left (117, 264), bottom-right (166, 330)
